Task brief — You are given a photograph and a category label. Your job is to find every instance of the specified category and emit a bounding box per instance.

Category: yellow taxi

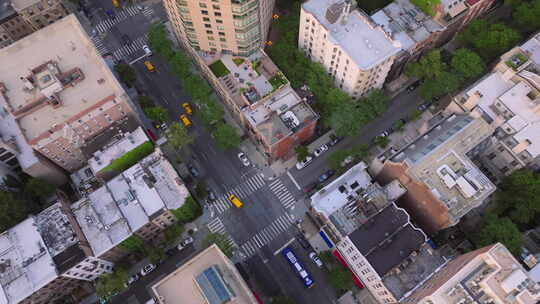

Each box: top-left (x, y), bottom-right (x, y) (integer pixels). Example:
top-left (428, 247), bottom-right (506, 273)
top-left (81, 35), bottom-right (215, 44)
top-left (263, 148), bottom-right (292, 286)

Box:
top-left (182, 102), bottom-right (193, 115)
top-left (180, 114), bottom-right (192, 127)
top-left (228, 194), bottom-right (243, 208)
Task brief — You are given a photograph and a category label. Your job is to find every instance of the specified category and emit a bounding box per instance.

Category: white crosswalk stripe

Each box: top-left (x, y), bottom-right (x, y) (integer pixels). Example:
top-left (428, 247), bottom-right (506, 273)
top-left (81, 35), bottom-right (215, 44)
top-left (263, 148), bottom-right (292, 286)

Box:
top-left (206, 218), bottom-right (237, 248)
top-left (91, 36), bottom-right (109, 56)
top-left (268, 179), bottom-right (296, 209)
top-left (210, 173), bottom-right (266, 216)
top-left (142, 6), bottom-right (154, 18)
top-left (239, 213), bottom-right (294, 258)
top-left (94, 6), bottom-right (142, 34)
top-left (112, 35), bottom-right (148, 61)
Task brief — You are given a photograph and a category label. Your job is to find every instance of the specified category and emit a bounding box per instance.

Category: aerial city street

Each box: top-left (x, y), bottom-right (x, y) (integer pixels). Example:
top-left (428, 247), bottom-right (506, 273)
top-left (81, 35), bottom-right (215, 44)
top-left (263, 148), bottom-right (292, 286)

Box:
top-left (0, 0), bottom-right (539, 303)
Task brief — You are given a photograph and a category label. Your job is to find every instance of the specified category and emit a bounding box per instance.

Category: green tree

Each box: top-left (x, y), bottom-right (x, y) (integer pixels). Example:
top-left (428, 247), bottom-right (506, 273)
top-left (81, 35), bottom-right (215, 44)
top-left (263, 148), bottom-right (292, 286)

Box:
top-left (171, 196), bottom-right (201, 223)
top-left (410, 0), bottom-right (441, 15)
top-left (164, 222), bottom-right (184, 242)
top-left (364, 89), bottom-right (389, 115)
top-left (203, 232), bottom-right (234, 257)
top-left (451, 48), bottom-right (485, 80)
top-left (144, 106), bottom-right (169, 123)
top-left (146, 245), bottom-right (165, 264)
top-left (96, 268), bottom-right (128, 299)
top-left (24, 178), bottom-right (56, 200)
top-left (194, 181), bottom-right (208, 200)
top-left (459, 20), bottom-right (521, 59)
top-left (328, 267), bottom-right (354, 293)
top-left (295, 145), bottom-right (309, 162)
top-left (118, 235), bottom-right (145, 253)
top-left (406, 49), bottom-right (446, 80)
top-left (148, 23), bottom-right (174, 59)
top-left (477, 214), bottom-right (522, 255)
top-left (138, 95), bottom-right (154, 109)
top-left (0, 191), bottom-right (27, 232)
top-left (329, 103), bottom-right (365, 137)
top-left (410, 109), bottom-right (423, 121)
top-left (212, 123), bottom-right (241, 150)
top-left (166, 122), bottom-right (194, 150)
top-left (170, 51), bottom-right (191, 77)
top-left (351, 143), bottom-right (370, 159)
top-left (374, 136), bottom-right (390, 148)
top-left (271, 295), bottom-right (296, 304)
top-left (513, 0), bottom-right (540, 32)
top-left (327, 149), bottom-right (352, 171)
top-left (419, 71), bottom-right (461, 100)
top-left (114, 63), bottom-right (137, 88)
top-left (495, 169), bottom-right (540, 224)
top-left (196, 97), bottom-right (224, 128)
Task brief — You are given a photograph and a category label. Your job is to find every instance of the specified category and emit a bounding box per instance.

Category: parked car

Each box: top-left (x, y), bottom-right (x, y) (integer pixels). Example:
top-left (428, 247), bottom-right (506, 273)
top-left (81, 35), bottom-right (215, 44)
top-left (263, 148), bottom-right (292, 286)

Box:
top-left (379, 130), bottom-right (389, 137)
top-left (318, 170), bottom-right (335, 183)
top-left (417, 103), bottom-right (429, 111)
top-left (313, 144), bottom-right (329, 157)
top-left (123, 274), bottom-right (140, 287)
top-left (165, 248), bottom-right (176, 256)
top-left (296, 234), bottom-right (311, 250)
top-left (309, 252), bottom-right (324, 268)
top-left (295, 155), bottom-right (313, 170)
top-left (177, 237), bottom-right (194, 251)
top-left (328, 135), bottom-right (343, 146)
top-left (188, 164), bottom-right (199, 177)
top-left (407, 80), bottom-right (422, 92)
top-left (303, 182), bottom-right (318, 193)
top-left (207, 188), bottom-right (216, 201)
top-left (237, 152), bottom-right (251, 167)
top-left (142, 45), bottom-right (152, 56)
top-left (140, 264), bottom-right (156, 276)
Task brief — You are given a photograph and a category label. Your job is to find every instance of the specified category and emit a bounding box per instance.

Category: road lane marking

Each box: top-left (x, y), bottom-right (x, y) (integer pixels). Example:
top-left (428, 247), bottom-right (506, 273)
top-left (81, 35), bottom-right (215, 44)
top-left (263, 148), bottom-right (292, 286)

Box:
top-left (286, 170), bottom-right (301, 190)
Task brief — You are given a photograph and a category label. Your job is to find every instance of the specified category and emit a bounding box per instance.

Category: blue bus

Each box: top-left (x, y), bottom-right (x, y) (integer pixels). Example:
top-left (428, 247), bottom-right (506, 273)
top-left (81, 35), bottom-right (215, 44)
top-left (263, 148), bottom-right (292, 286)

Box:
top-left (281, 247), bottom-right (315, 288)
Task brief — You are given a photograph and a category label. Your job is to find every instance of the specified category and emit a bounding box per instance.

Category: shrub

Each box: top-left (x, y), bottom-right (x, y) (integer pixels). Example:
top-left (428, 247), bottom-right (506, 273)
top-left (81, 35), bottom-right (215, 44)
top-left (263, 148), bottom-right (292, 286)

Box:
top-left (99, 141), bottom-right (154, 173)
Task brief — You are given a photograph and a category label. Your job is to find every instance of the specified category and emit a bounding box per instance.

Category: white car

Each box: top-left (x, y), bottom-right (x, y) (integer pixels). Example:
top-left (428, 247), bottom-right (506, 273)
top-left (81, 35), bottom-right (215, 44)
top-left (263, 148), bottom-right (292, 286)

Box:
top-left (140, 264), bottom-right (156, 276)
top-left (177, 236), bottom-right (194, 251)
top-left (123, 274), bottom-right (140, 287)
top-left (295, 155), bottom-right (313, 170)
top-left (309, 252), bottom-right (323, 268)
top-left (237, 152), bottom-right (251, 167)
top-left (142, 45), bottom-right (152, 56)
top-left (313, 144), bottom-right (329, 157)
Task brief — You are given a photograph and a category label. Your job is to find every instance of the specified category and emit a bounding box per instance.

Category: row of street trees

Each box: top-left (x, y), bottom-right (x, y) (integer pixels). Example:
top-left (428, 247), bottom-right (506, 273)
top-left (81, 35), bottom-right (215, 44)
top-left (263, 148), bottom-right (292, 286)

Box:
top-left (147, 24), bottom-right (241, 150)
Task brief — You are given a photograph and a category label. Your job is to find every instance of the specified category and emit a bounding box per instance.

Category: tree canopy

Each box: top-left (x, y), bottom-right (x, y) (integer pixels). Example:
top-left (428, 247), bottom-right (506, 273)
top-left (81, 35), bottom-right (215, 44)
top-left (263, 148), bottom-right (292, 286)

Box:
top-left (24, 178), bottom-right (56, 201)
top-left (410, 0), bottom-right (441, 16)
top-left (495, 169), bottom-right (540, 225)
top-left (295, 145), bottom-right (309, 162)
top-left (166, 122), bottom-right (194, 150)
top-left (144, 106), bottom-right (169, 123)
top-left (203, 233), bottom-right (234, 257)
top-left (113, 63), bottom-right (137, 88)
top-left (459, 20), bottom-right (521, 60)
top-left (171, 196), bottom-right (202, 223)
top-left (513, 0), bottom-right (540, 33)
top-left (477, 214), bottom-right (522, 255)
top-left (406, 49), bottom-right (446, 79)
top-left (0, 191), bottom-right (27, 232)
top-left (212, 123), bottom-right (241, 150)
top-left (451, 48), bottom-right (485, 80)
top-left (96, 268), bottom-right (128, 299)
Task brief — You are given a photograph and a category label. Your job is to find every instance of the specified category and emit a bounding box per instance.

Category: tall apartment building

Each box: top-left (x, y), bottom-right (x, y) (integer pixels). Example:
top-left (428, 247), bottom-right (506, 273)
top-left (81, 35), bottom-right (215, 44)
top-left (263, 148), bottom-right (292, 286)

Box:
top-left (70, 148), bottom-right (190, 262)
top-left (450, 32), bottom-right (540, 182)
top-left (402, 243), bottom-right (540, 304)
top-left (0, 0), bottom-right (68, 48)
top-left (0, 201), bottom-right (113, 304)
top-left (0, 15), bottom-right (138, 184)
top-left (299, 0), bottom-right (401, 98)
top-left (372, 0), bottom-right (496, 81)
top-left (377, 114), bottom-right (496, 235)
top-left (163, 0), bottom-right (275, 57)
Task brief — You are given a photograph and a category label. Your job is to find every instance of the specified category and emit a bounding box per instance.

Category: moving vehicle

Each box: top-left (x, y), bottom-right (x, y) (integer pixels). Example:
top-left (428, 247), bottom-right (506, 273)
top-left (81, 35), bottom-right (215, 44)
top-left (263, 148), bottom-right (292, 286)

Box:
top-left (180, 114), bottom-right (192, 127)
top-left (228, 194), bottom-right (243, 208)
top-left (309, 252), bottom-right (324, 268)
top-left (313, 144), bottom-right (328, 157)
top-left (295, 155), bottom-right (313, 170)
top-left (282, 247), bottom-right (314, 288)
top-left (318, 170), bottom-right (335, 183)
top-left (144, 61), bottom-right (155, 72)
top-left (177, 237), bottom-right (194, 250)
top-left (112, 0), bottom-right (121, 8)
top-left (142, 45), bottom-right (152, 56)
top-left (140, 264), bottom-right (156, 276)
top-left (182, 102), bottom-right (193, 115)
top-left (237, 152), bottom-right (250, 167)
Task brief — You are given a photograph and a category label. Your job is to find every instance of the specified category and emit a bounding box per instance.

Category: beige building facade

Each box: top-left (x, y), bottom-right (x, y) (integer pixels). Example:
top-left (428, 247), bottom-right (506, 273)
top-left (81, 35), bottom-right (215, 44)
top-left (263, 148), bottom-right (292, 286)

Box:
top-left (163, 0), bottom-right (275, 57)
top-left (299, 0), bottom-right (400, 99)
top-left (11, 0), bottom-right (68, 30)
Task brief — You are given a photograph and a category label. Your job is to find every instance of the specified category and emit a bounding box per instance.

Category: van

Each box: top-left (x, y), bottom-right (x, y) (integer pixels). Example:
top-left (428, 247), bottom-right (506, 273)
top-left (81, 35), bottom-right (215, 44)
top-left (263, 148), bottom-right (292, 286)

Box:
top-left (180, 114), bottom-right (192, 127)
top-left (228, 194), bottom-right (243, 208)
top-left (112, 0), bottom-right (121, 8)
top-left (144, 61), bottom-right (155, 72)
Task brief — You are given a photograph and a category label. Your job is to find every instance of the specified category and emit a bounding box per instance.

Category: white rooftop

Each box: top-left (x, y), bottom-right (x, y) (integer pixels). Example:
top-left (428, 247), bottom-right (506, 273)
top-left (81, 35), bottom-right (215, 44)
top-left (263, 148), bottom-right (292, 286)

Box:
top-left (303, 0), bottom-right (401, 70)
top-left (310, 162), bottom-right (373, 217)
top-left (0, 218), bottom-right (58, 304)
top-left (88, 127), bottom-right (150, 173)
top-left (521, 33), bottom-right (540, 65)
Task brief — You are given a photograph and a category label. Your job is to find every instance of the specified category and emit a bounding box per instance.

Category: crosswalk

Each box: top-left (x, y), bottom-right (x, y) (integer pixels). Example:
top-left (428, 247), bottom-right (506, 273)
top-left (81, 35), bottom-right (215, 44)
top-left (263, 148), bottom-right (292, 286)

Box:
top-left (206, 217), bottom-right (237, 248)
top-left (240, 213), bottom-right (294, 258)
top-left (211, 173), bottom-right (266, 214)
top-left (112, 34), bottom-right (148, 61)
top-left (95, 6), bottom-right (141, 33)
top-left (91, 35), bottom-right (109, 56)
top-left (142, 6), bottom-right (153, 18)
top-left (269, 179), bottom-right (296, 210)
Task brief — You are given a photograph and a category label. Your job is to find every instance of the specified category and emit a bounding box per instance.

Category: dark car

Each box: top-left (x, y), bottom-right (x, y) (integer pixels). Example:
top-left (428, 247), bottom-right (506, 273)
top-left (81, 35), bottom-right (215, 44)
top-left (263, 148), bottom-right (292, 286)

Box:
top-left (188, 164), bottom-right (199, 177)
top-left (417, 103), bottom-right (429, 111)
top-left (296, 234), bottom-right (311, 250)
top-left (318, 170), bottom-right (335, 183)
top-left (328, 134), bottom-right (343, 146)
top-left (407, 80), bottom-right (421, 92)
top-left (165, 248), bottom-right (176, 256)
top-left (121, 34), bottom-right (130, 46)
top-left (303, 182), bottom-right (318, 193)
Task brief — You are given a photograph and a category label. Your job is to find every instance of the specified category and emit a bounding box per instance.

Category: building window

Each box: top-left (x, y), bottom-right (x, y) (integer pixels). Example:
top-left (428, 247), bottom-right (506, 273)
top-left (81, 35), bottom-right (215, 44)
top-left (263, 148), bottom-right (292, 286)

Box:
top-left (201, 10), bottom-right (208, 15)
top-left (215, 12), bottom-right (221, 17)
top-left (203, 17), bottom-right (210, 22)
top-left (216, 19), bottom-right (223, 23)
top-left (204, 23), bottom-right (211, 28)
top-left (199, 3), bottom-right (207, 8)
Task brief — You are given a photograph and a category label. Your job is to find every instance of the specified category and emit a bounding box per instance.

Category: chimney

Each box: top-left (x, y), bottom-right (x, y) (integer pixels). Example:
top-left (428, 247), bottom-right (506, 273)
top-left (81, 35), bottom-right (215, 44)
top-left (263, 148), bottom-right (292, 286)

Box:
top-left (341, 0), bottom-right (352, 25)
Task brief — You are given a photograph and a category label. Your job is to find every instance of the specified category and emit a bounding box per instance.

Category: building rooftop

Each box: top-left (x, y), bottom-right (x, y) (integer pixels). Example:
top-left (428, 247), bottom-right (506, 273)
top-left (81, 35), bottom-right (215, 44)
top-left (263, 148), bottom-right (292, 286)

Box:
top-left (371, 0), bottom-right (445, 53)
top-left (0, 15), bottom-right (128, 143)
top-left (303, 0), bottom-right (401, 70)
top-left (10, 0), bottom-right (39, 11)
top-left (0, 0), bottom-right (15, 22)
top-left (0, 218), bottom-right (58, 304)
top-left (348, 203), bottom-right (427, 276)
top-left (88, 127), bottom-right (150, 173)
top-left (151, 244), bottom-right (258, 304)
